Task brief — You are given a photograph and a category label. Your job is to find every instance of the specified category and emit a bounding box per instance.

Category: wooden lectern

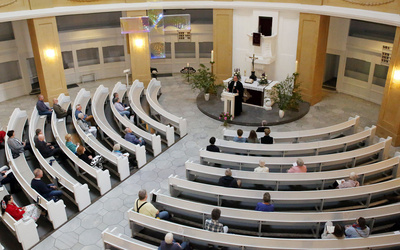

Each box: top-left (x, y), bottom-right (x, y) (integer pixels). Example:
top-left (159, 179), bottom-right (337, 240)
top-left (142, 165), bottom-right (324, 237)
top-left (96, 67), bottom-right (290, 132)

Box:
top-left (221, 91), bottom-right (238, 119)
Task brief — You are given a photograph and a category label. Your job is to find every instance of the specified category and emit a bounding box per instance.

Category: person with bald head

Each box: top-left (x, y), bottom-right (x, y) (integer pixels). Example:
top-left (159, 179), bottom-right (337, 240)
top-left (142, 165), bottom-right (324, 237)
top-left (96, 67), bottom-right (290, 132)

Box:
top-left (36, 94), bottom-right (53, 118)
top-left (35, 134), bottom-right (64, 159)
top-left (31, 168), bottom-right (62, 201)
top-left (53, 98), bottom-right (72, 119)
top-left (159, 232), bottom-right (188, 250)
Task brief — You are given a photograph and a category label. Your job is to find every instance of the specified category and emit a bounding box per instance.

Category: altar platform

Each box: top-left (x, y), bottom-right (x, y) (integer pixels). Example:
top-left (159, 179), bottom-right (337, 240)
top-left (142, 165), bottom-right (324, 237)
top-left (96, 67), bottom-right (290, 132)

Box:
top-left (197, 88), bottom-right (310, 126)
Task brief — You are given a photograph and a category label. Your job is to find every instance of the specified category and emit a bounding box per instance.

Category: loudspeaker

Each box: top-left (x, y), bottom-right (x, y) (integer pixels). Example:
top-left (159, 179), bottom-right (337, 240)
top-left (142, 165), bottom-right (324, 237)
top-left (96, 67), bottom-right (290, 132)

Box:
top-left (252, 32), bottom-right (261, 46)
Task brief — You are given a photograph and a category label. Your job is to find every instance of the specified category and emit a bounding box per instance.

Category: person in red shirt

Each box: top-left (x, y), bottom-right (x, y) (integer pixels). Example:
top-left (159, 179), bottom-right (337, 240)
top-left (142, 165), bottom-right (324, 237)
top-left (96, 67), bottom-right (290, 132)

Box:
top-left (1, 195), bottom-right (41, 221)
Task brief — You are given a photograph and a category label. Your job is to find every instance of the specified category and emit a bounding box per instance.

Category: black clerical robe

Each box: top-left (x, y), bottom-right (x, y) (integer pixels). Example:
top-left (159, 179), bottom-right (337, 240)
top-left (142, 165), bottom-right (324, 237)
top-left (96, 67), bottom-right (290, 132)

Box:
top-left (227, 80), bottom-right (244, 116)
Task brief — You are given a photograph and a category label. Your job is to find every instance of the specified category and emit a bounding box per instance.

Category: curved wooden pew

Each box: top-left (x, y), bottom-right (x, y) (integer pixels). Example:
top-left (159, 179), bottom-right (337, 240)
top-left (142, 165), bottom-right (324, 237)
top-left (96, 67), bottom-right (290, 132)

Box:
top-left (168, 175), bottom-right (400, 211)
top-left (146, 79), bottom-right (187, 137)
top-left (72, 88), bottom-right (130, 181)
top-left (128, 210), bottom-right (400, 250)
top-left (186, 156), bottom-right (400, 190)
top-left (129, 80), bottom-right (175, 146)
top-left (92, 85), bottom-right (147, 167)
top-left (30, 107), bottom-right (91, 211)
top-left (5, 108), bottom-right (67, 229)
top-left (51, 94), bottom-right (111, 195)
top-left (223, 115), bottom-right (360, 143)
top-left (102, 227), bottom-right (156, 250)
top-left (200, 137), bottom-right (392, 172)
top-left (0, 181), bottom-right (39, 249)
top-left (151, 189), bottom-right (400, 237)
top-left (110, 82), bottom-right (162, 156)
top-left (216, 126), bottom-right (376, 156)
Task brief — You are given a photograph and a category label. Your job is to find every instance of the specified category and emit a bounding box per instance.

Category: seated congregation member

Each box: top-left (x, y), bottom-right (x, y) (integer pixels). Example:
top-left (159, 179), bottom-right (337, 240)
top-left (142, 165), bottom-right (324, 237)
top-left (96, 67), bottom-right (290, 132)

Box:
top-left (36, 134), bottom-right (65, 159)
top-left (260, 127), bottom-right (273, 144)
top-left (53, 98), bottom-right (72, 119)
top-left (1, 195), bottom-right (41, 222)
top-left (36, 94), bottom-right (52, 118)
top-left (254, 159), bottom-right (269, 173)
top-left (133, 189), bottom-right (169, 220)
top-left (287, 158), bottom-right (307, 173)
top-left (76, 146), bottom-right (102, 169)
top-left (246, 130), bottom-right (259, 143)
top-left (0, 166), bottom-right (20, 194)
top-left (338, 172), bottom-right (360, 189)
top-left (65, 134), bottom-right (79, 153)
top-left (31, 168), bottom-right (62, 201)
top-left (125, 127), bottom-right (145, 146)
top-left (218, 168), bottom-right (241, 188)
top-left (233, 129), bottom-right (246, 143)
top-left (256, 120), bottom-right (268, 132)
top-left (75, 104), bottom-right (96, 126)
top-left (114, 97), bottom-right (131, 118)
top-left (77, 113), bottom-right (97, 137)
top-left (345, 217), bottom-right (370, 238)
top-left (7, 130), bottom-right (32, 159)
top-left (206, 137), bottom-right (220, 152)
top-left (34, 129), bottom-right (55, 147)
top-left (159, 233), bottom-right (188, 250)
top-left (205, 208), bottom-right (228, 233)
top-left (112, 144), bottom-right (137, 168)
top-left (255, 192), bottom-right (274, 212)
top-left (112, 143), bottom-right (125, 157)
top-left (321, 221), bottom-right (345, 239)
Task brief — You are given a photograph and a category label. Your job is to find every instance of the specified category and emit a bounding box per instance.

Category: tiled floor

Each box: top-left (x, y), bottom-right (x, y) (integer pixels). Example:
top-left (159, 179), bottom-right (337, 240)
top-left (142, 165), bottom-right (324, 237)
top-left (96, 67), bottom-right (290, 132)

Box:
top-left (0, 75), bottom-right (392, 249)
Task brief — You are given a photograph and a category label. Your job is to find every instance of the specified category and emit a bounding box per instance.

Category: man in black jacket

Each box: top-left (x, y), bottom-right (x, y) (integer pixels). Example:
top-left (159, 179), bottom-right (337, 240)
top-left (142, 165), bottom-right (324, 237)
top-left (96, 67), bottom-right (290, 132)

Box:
top-left (53, 98), bottom-right (72, 119)
top-left (218, 168), bottom-right (241, 188)
top-left (206, 137), bottom-right (220, 152)
top-left (260, 127), bottom-right (274, 144)
top-left (35, 134), bottom-right (64, 159)
top-left (31, 168), bottom-right (62, 201)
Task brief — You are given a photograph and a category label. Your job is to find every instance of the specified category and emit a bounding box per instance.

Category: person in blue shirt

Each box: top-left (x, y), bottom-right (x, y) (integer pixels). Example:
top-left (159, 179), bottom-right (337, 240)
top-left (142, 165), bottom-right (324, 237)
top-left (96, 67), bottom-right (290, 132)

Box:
top-left (255, 192), bottom-right (274, 212)
top-left (124, 127), bottom-right (145, 146)
top-left (36, 94), bottom-right (52, 118)
top-left (233, 129), bottom-right (246, 143)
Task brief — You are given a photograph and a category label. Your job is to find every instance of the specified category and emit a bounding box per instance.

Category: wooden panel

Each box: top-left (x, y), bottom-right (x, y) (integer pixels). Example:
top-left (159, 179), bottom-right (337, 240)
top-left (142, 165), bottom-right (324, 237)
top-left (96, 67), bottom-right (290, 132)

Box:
top-left (28, 17), bottom-right (68, 104)
top-left (213, 9), bottom-right (233, 83)
top-left (30, 0), bottom-right (125, 9)
top-left (296, 13), bottom-right (329, 105)
top-left (127, 10), bottom-right (151, 87)
top-left (0, 0), bottom-right (29, 13)
top-left (323, 0), bottom-right (400, 14)
top-left (377, 27), bottom-right (400, 146)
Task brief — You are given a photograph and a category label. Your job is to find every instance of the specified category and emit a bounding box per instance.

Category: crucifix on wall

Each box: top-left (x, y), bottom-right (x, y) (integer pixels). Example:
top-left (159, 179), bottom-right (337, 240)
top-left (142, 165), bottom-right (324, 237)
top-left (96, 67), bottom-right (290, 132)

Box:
top-left (249, 53), bottom-right (258, 81)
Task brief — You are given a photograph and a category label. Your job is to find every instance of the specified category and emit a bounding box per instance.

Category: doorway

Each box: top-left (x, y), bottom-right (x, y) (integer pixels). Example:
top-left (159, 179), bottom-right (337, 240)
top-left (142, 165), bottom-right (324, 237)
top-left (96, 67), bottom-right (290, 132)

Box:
top-left (323, 53), bottom-right (340, 90)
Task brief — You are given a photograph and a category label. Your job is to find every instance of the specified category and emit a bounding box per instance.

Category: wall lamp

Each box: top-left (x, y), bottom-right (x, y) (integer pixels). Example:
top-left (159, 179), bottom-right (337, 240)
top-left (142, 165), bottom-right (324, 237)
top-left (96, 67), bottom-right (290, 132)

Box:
top-left (44, 49), bottom-right (56, 59)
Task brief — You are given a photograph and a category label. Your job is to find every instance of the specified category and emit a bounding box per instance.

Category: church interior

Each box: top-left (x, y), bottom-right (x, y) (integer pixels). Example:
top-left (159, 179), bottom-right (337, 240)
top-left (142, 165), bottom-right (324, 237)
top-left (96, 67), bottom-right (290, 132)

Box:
top-left (0, 0), bottom-right (400, 249)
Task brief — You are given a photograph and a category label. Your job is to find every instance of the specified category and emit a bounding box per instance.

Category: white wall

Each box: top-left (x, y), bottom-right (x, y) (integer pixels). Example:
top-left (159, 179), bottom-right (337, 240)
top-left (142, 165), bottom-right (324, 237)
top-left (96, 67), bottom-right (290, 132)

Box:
top-left (232, 9), bottom-right (299, 82)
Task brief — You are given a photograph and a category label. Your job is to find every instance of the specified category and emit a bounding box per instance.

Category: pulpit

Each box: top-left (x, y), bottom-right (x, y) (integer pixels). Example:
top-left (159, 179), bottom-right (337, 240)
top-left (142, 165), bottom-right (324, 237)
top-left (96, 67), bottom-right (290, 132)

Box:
top-left (221, 91), bottom-right (238, 119)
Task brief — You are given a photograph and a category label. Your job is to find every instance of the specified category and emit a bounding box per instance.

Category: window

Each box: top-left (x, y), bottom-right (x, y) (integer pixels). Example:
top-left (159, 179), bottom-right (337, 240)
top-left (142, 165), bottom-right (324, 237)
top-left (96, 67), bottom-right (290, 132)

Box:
top-left (372, 64), bottom-right (389, 88)
top-left (0, 61), bottom-right (22, 84)
top-left (57, 12), bottom-right (122, 32)
top-left (164, 42), bottom-right (171, 59)
top-left (62, 51), bottom-right (74, 69)
top-left (77, 48), bottom-right (100, 67)
top-left (103, 45), bottom-right (125, 63)
top-left (175, 42), bottom-right (195, 58)
top-left (199, 42), bottom-right (213, 58)
top-left (344, 58), bottom-right (370, 82)
top-left (0, 22), bottom-right (15, 42)
top-left (349, 19), bottom-right (396, 43)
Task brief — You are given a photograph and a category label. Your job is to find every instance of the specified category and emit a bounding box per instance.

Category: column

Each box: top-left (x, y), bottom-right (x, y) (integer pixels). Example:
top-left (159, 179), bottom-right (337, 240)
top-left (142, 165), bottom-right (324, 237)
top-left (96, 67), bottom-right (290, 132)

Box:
top-left (28, 17), bottom-right (68, 105)
top-left (296, 13), bottom-right (330, 105)
top-left (213, 9), bottom-right (233, 83)
top-left (376, 27), bottom-right (400, 146)
top-left (126, 10), bottom-right (151, 87)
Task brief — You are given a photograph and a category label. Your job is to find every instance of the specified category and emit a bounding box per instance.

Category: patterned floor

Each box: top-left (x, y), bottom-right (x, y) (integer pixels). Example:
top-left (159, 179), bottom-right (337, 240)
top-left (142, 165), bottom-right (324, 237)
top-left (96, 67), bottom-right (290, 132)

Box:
top-left (0, 75), bottom-right (391, 249)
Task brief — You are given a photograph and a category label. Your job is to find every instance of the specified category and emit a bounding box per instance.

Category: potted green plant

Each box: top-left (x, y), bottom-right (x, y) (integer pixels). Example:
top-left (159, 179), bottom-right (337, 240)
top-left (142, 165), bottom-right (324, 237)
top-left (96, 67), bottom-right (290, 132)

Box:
top-left (188, 64), bottom-right (216, 101)
top-left (270, 73), bottom-right (302, 118)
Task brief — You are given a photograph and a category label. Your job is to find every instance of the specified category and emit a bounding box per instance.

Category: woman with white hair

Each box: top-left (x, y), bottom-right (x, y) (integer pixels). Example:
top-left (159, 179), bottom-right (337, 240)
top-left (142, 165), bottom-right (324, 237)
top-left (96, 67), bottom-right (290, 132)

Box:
top-left (158, 232), bottom-right (188, 250)
top-left (254, 159), bottom-right (269, 173)
top-left (287, 158), bottom-right (307, 173)
top-left (338, 172), bottom-right (360, 189)
top-left (77, 113), bottom-right (97, 137)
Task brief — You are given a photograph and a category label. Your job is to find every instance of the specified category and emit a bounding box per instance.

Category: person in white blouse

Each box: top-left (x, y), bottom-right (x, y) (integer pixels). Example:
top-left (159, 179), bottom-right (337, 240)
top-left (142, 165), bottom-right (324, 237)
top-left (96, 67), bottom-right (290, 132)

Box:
top-left (254, 159), bottom-right (269, 173)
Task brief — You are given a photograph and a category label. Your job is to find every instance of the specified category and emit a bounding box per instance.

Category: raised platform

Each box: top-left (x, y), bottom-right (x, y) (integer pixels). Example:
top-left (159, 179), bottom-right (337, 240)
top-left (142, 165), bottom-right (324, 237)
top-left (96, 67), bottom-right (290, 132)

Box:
top-left (196, 90), bottom-right (310, 126)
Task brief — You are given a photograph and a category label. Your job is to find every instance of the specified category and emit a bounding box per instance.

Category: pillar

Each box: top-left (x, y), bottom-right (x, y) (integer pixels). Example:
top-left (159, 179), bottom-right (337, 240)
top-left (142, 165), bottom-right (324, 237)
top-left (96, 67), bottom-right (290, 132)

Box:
top-left (213, 9), bottom-right (233, 83)
top-left (28, 17), bottom-right (68, 105)
top-left (376, 27), bottom-right (400, 146)
top-left (126, 10), bottom-right (151, 87)
top-left (296, 13), bottom-right (330, 105)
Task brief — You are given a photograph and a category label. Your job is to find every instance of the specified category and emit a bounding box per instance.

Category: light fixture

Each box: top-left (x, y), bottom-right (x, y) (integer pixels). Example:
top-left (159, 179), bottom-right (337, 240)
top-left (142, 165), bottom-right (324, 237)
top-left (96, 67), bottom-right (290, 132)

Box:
top-left (44, 49), bottom-right (56, 59)
top-left (134, 39), bottom-right (144, 48)
top-left (394, 69), bottom-right (400, 82)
